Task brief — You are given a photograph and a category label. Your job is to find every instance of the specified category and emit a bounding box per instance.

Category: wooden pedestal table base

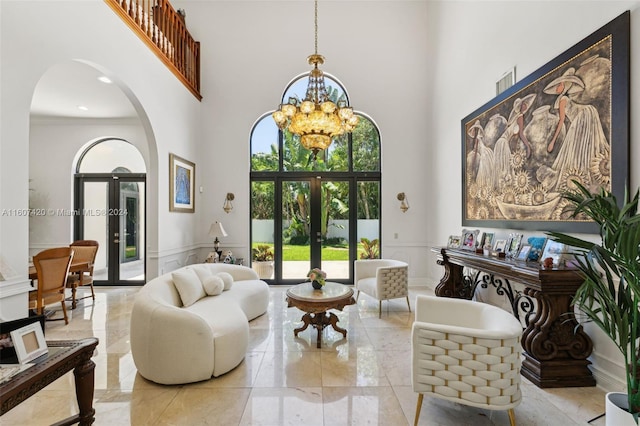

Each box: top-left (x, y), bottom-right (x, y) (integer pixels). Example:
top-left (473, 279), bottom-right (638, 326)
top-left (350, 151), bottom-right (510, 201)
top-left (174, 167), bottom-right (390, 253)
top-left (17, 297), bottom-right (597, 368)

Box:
top-left (286, 282), bottom-right (355, 349)
top-left (293, 311), bottom-right (348, 348)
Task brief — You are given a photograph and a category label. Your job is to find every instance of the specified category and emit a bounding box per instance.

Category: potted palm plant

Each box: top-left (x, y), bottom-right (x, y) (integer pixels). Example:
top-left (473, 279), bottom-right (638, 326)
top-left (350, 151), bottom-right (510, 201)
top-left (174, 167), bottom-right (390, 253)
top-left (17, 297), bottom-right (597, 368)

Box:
top-left (251, 244), bottom-right (274, 279)
top-left (359, 238), bottom-right (380, 259)
top-left (547, 182), bottom-right (640, 425)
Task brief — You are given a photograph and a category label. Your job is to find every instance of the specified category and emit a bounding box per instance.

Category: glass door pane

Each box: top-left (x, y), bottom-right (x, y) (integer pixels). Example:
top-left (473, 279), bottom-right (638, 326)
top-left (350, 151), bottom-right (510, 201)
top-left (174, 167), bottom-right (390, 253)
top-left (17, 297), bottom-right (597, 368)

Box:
top-left (321, 180), bottom-right (350, 279)
top-left (357, 181), bottom-right (380, 259)
top-left (251, 181), bottom-right (275, 279)
top-left (282, 180), bottom-right (310, 280)
top-left (119, 181), bottom-right (145, 281)
top-left (82, 181), bottom-right (109, 281)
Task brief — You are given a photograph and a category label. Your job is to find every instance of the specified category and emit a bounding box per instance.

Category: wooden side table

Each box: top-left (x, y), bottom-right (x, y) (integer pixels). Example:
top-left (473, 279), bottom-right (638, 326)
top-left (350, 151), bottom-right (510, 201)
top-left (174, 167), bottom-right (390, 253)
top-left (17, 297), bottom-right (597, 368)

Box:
top-left (432, 247), bottom-right (595, 388)
top-left (1, 337), bottom-right (99, 425)
top-left (286, 282), bottom-right (355, 348)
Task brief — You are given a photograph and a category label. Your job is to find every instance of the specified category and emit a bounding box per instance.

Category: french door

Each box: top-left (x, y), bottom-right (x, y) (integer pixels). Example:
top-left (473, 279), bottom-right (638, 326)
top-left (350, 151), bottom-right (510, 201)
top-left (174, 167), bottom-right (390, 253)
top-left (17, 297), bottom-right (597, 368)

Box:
top-left (74, 173), bottom-right (146, 285)
top-left (254, 176), bottom-right (355, 284)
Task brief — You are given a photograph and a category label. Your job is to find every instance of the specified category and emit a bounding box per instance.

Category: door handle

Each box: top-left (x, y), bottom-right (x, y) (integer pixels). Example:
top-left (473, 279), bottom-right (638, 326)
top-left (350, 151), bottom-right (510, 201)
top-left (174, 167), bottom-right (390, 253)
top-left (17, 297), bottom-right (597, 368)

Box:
top-left (114, 239), bottom-right (120, 243)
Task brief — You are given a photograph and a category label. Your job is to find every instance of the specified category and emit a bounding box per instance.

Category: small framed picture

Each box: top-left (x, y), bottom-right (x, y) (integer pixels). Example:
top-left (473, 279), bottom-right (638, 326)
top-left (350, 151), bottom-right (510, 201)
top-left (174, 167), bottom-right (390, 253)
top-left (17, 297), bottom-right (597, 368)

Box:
top-left (461, 229), bottom-right (480, 251)
top-left (540, 240), bottom-right (567, 266)
top-left (506, 233), bottom-right (523, 258)
top-left (447, 235), bottom-right (461, 248)
top-left (527, 236), bottom-right (547, 262)
top-left (516, 245), bottom-right (532, 261)
top-left (481, 232), bottom-right (495, 248)
top-left (10, 322), bottom-right (47, 364)
top-left (493, 239), bottom-right (507, 252)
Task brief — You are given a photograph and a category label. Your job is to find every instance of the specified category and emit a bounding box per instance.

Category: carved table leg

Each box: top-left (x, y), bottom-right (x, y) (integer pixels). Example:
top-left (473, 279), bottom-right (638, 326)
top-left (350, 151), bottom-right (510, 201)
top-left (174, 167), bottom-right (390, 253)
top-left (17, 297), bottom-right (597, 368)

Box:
top-left (74, 355), bottom-right (96, 425)
top-left (293, 313), bottom-right (312, 337)
top-left (71, 285), bottom-right (78, 309)
top-left (328, 312), bottom-right (347, 338)
top-left (310, 313), bottom-right (331, 348)
top-left (435, 249), bottom-right (467, 299)
top-left (521, 287), bottom-right (595, 388)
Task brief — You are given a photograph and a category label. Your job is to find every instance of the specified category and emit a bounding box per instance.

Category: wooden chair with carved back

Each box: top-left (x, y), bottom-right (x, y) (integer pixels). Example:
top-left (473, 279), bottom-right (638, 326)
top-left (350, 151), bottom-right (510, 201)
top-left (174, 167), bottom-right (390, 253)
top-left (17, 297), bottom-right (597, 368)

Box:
top-left (29, 247), bottom-right (74, 325)
top-left (66, 240), bottom-right (99, 309)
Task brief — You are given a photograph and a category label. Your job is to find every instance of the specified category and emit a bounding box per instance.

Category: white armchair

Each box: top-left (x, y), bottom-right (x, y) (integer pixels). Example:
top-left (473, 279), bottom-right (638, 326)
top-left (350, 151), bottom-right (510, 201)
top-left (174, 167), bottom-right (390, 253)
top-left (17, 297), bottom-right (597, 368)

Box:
top-left (412, 295), bottom-right (522, 426)
top-left (354, 259), bottom-right (409, 318)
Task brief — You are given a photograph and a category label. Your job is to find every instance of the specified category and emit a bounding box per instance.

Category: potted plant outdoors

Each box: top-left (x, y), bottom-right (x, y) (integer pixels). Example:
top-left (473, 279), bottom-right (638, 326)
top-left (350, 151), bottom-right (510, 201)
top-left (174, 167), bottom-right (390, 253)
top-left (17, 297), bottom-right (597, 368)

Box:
top-left (359, 238), bottom-right (380, 259)
top-left (547, 182), bottom-right (640, 425)
top-left (252, 244), bottom-right (274, 279)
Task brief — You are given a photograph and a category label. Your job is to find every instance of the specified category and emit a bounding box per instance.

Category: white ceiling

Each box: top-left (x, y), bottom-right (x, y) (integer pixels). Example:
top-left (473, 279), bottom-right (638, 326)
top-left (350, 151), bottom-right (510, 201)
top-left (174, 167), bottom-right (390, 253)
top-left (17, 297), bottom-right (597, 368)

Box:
top-left (30, 61), bottom-right (138, 119)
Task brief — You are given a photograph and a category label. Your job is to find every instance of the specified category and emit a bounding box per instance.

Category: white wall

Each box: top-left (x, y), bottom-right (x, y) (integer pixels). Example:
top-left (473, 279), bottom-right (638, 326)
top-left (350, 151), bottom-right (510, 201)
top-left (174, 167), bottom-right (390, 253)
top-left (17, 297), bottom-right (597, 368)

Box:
top-left (177, 0), bottom-right (431, 281)
top-left (28, 119), bottom-right (147, 255)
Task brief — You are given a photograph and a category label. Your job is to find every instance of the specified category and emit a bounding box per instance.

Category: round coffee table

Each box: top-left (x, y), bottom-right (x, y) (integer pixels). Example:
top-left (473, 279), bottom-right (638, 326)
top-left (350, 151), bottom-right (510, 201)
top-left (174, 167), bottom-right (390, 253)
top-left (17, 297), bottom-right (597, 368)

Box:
top-left (286, 281), bottom-right (355, 348)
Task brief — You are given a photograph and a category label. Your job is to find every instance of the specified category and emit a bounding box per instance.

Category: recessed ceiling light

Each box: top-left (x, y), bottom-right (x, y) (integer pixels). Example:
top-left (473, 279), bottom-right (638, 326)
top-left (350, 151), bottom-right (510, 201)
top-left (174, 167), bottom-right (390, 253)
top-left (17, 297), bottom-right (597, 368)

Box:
top-left (97, 76), bottom-right (112, 84)
top-left (77, 105), bottom-right (89, 111)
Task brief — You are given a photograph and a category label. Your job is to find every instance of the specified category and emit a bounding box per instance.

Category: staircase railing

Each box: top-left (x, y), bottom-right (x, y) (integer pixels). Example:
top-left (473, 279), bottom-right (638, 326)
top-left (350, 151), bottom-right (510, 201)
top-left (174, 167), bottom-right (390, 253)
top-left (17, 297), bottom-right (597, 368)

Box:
top-left (105, 0), bottom-right (201, 100)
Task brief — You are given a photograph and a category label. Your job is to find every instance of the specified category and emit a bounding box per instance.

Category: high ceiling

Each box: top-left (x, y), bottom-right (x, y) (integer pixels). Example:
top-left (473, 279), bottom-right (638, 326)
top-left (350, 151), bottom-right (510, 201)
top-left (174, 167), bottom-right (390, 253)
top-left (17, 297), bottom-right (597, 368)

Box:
top-left (30, 61), bottom-right (138, 119)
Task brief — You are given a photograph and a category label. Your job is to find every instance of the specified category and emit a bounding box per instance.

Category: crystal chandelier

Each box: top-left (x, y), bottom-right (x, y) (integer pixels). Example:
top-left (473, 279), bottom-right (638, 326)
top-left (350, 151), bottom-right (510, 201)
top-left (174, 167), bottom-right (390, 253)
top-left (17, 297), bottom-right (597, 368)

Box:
top-left (272, 0), bottom-right (359, 157)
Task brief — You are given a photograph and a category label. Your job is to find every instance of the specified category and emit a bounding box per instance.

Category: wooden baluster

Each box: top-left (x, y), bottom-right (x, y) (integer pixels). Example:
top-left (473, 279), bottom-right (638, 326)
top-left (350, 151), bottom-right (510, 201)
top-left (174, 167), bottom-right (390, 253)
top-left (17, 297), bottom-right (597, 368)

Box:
top-left (104, 0), bottom-right (202, 99)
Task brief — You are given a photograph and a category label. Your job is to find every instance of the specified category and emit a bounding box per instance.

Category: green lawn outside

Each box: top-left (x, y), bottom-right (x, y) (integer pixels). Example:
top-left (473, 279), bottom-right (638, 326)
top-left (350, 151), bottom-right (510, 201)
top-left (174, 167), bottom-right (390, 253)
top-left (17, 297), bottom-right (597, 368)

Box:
top-left (253, 242), bottom-right (364, 261)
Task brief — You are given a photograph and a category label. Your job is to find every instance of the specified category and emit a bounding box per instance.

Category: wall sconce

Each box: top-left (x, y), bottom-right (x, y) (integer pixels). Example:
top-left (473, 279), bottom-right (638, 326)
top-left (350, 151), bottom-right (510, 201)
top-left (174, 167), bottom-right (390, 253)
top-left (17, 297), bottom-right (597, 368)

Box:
top-left (397, 192), bottom-right (409, 213)
top-left (223, 193), bottom-right (234, 213)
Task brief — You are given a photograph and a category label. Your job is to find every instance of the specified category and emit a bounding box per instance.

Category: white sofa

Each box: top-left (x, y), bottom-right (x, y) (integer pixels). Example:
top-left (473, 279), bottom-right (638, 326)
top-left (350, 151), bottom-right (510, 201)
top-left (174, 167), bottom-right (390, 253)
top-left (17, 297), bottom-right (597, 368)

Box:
top-left (130, 263), bottom-right (269, 385)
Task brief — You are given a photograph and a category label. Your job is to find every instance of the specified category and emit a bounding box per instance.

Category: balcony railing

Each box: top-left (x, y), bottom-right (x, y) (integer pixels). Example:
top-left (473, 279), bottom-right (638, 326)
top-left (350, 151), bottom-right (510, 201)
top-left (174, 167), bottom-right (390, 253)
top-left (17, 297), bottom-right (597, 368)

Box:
top-left (105, 0), bottom-right (201, 100)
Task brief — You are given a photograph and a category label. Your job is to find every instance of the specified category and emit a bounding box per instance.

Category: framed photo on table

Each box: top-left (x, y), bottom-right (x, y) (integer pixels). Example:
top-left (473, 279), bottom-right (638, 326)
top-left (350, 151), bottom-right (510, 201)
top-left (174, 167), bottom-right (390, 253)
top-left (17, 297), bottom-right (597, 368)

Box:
top-left (10, 322), bottom-right (47, 364)
top-left (461, 229), bottom-right (480, 251)
top-left (506, 233), bottom-right (523, 258)
top-left (447, 235), bottom-right (461, 248)
top-left (169, 153), bottom-right (195, 213)
top-left (0, 315), bottom-right (45, 363)
top-left (527, 236), bottom-right (548, 262)
top-left (516, 245), bottom-right (532, 261)
top-left (481, 232), bottom-right (495, 248)
top-left (493, 239), bottom-right (507, 253)
top-left (540, 240), bottom-right (567, 266)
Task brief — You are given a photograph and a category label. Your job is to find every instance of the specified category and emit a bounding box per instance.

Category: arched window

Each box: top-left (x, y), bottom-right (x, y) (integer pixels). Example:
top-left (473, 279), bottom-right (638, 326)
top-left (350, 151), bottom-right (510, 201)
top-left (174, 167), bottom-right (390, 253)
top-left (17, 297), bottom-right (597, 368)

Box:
top-left (250, 74), bottom-right (381, 284)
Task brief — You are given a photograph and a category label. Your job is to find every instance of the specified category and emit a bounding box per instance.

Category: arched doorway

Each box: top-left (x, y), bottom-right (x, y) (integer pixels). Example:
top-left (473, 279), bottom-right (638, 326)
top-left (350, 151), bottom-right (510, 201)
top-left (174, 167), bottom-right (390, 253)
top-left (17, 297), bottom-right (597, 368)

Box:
top-left (74, 138), bottom-right (146, 284)
top-left (28, 59), bottom-right (159, 283)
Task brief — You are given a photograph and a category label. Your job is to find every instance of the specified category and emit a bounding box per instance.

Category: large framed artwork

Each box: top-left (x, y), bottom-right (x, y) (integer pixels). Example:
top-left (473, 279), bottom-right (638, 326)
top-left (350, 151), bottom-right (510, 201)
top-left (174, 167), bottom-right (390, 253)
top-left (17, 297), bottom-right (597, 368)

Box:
top-left (462, 11), bottom-right (629, 233)
top-left (169, 153), bottom-right (195, 213)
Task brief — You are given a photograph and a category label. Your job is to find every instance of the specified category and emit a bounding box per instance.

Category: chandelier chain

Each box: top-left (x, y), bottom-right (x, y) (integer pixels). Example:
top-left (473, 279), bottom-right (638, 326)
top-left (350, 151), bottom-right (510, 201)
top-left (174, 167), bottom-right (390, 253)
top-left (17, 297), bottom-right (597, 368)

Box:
top-left (314, 0), bottom-right (318, 55)
top-left (271, 0), bottom-right (359, 158)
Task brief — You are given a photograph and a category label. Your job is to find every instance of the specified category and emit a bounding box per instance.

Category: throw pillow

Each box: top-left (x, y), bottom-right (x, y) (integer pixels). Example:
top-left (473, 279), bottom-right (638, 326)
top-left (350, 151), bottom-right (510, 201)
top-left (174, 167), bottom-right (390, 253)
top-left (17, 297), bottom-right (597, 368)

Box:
top-left (172, 268), bottom-right (206, 307)
top-left (217, 272), bottom-right (234, 291)
top-left (193, 266), bottom-right (213, 284)
top-left (202, 275), bottom-right (224, 296)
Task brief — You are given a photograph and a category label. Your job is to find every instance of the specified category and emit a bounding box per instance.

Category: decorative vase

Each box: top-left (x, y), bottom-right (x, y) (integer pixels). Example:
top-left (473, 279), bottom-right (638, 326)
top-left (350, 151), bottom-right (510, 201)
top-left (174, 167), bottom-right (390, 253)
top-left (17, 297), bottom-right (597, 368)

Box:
top-left (312, 281), bottom-right (322, 290)
top-left (606, 392), bottom-right (636, 426)
top-left (252, 261), bottom-right (274, 279)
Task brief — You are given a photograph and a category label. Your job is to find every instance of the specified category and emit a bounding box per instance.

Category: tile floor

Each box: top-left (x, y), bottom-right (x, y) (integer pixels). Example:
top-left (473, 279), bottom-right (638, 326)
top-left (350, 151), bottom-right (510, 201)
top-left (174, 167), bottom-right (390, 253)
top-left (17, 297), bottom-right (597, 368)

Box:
top-left (1, 285), bottom-right (607, 425)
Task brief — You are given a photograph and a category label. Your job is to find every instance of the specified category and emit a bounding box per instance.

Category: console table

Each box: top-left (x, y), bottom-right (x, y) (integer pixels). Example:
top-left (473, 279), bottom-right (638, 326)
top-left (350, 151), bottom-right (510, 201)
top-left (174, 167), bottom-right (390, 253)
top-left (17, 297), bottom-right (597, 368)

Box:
top-left (1, 337), bottom-right (99, 425)
top-left (432, 247), bottom-right (595, 388)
